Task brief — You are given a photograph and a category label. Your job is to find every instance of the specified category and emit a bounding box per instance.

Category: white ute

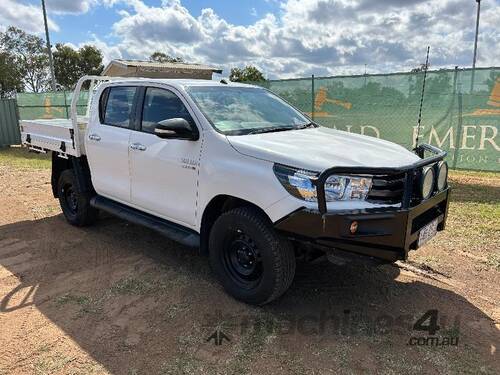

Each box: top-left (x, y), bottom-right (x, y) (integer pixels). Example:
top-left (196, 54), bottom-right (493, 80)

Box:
top-left (21, 76), bottom-right (451, 305)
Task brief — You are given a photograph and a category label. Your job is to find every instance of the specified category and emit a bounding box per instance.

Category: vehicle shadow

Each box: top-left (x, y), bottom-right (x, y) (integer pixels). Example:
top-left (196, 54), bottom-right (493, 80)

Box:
top-left (448, 179), bottom-right (500, 204)
top-left (0, 214), bottom-right (498, 374)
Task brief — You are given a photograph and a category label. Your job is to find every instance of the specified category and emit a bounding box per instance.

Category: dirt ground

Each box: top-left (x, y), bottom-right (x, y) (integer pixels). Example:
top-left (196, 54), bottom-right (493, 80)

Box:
top-left (0, 148), bottom-right (499, 375)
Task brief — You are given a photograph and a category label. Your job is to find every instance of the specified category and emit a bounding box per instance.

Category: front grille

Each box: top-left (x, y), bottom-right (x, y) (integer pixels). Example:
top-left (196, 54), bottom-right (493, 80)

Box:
top-left (367, 173), bottom-right (406, 204)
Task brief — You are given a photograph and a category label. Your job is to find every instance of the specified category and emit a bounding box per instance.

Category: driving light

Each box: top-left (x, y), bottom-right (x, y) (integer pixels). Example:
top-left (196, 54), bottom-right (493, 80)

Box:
top-left (420, 166), bottom-right (435, 199)
top-left (436, 161), bottom-right (448, 191)
top-left (273, 164), bottom-right (372, 202)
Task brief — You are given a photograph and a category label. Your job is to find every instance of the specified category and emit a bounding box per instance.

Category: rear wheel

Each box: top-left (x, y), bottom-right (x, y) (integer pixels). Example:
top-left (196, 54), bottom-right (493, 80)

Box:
top-left (57, 169), bottom-right (98, 226)
top-left (209, 207), bottom-right (296, 305)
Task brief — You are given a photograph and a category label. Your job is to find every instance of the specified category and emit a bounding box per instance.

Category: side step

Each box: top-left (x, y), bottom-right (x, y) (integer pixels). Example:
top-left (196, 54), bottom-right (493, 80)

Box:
top-left (90, 196), bottom-right (200, 248)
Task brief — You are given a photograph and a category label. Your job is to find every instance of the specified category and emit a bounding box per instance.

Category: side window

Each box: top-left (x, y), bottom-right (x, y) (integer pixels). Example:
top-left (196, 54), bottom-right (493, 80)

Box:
top-left (101, 86), bottom-right (137, 128)
top-left (141, 87), bottom-right (195, 134)
top-left (98, 87), bottom-right (109, 123)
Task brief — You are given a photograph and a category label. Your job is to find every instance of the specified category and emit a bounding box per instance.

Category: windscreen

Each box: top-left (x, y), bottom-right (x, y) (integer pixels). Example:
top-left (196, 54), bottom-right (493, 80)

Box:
top-left (187, 86), bottom-right (310, 135)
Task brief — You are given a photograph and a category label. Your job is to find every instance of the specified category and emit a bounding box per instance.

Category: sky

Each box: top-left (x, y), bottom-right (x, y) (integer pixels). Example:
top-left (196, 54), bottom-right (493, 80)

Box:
top-left (0, 0), bottom-right (499, 79)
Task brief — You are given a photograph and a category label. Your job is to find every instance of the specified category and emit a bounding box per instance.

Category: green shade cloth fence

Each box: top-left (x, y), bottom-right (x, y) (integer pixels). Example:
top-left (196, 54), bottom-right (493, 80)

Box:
top-left (255, 67), bottom-right (499, 172)
top-left (0, 99), bottom-right (20, 147)
top-left (15, 67), bottom-right (499, 171)
top-left (17, 90), bottom-right (89, 120)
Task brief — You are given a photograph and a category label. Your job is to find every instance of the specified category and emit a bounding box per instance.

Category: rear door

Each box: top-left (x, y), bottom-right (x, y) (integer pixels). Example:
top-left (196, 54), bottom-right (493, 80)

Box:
top-left (129, 86), bottom-right (202, 226)
top-left (86, 85), bottom-right (138, 203)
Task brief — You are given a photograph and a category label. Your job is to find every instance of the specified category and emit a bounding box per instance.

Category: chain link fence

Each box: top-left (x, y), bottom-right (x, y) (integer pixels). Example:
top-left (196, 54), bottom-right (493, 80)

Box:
top-left (14, 67), bottom-right (499, 171)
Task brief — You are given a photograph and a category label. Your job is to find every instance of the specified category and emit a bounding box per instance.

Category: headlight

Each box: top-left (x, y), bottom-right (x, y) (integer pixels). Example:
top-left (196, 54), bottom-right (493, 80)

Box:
top-left (420, 166), bottom-right (435, 199)
top-left (436, 161), bottom-right (448, 191)
top-left (325, 175), bottom-right (372, 201)
top-left (273, 164), bottom-right (318, 201)
top-left (273, 164), bottom-right (372, 202)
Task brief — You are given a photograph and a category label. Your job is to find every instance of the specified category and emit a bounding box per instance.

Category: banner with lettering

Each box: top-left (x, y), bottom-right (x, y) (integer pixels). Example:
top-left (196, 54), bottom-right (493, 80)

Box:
top-left (260, 67), bottom-right (499, 172)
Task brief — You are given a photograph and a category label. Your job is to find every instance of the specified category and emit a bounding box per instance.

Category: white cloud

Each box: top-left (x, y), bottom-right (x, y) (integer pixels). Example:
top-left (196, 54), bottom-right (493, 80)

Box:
top-left (0, 0), bottom-right (59, 34)
top-left (113, 0), bottom-right (204, 44)
top-left (46, 0), bottom-right (97, 15)
top-left (103, 0), bottom-right (499, 78)
top-left (10, 0), bottom-right (494, 78)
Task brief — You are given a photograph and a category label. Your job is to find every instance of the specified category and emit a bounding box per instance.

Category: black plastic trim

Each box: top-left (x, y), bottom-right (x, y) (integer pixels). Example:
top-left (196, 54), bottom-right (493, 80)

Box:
top-left (99, 87), bottom-right (110, 124)
top-left (69, 129), bottom-right (75, 148)
top-left (71, 156), bottom-right (94, 194)
top-left (133, 86), bottom-right (146, 132)
top-left (90, 195), bottom-right (200, 248)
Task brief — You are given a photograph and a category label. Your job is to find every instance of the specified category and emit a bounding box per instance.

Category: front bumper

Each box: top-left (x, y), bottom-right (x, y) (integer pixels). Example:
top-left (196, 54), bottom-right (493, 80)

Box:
top-left (275, 144), bottom-right (451, 262)
top-left (275, 187), bottom-right (450, 262)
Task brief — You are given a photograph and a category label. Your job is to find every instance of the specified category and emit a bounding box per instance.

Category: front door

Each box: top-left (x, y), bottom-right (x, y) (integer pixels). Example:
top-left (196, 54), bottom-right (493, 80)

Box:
top-left (129, 87), bottom-right (202, 226)
top-left (86, 85), bottom-right (137, 203)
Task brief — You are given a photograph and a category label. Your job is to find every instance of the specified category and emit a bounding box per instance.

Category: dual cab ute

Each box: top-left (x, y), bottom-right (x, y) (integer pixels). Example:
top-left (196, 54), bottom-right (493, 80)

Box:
top-left (20, 76), bottom-right (450, 305)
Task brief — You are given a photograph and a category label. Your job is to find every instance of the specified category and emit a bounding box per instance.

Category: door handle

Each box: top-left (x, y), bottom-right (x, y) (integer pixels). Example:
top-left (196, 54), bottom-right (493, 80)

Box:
top-left (130, 143), bottom-right (147, 151)
top-left (88, 134), bottom-right (101, 141)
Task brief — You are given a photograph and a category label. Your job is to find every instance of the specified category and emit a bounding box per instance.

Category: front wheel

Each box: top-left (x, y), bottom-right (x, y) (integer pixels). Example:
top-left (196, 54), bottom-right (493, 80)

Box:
top-left (209, 207), bottom-right (296, 305)
top-left (57, 169), bottom-right (98, 226)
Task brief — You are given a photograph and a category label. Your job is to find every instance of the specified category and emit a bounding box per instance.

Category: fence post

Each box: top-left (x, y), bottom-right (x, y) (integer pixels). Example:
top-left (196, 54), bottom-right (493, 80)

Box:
top-left (311, 74), bottom-right (315, 121)
top-left (63, 90), bottom-right (69, 119)
top-left (14, 98), bottom-right (20, 125)
top-left (452, 87), bottom-right (463, 169)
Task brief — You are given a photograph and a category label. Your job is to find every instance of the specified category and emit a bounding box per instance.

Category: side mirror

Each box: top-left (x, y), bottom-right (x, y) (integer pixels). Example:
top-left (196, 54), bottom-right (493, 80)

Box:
top-left (154, 118), bottom-right (198, 140)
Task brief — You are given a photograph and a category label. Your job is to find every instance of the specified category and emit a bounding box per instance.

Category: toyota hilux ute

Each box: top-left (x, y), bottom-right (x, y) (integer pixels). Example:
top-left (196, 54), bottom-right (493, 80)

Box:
top-left (20, 76), bottom-right (450, 305)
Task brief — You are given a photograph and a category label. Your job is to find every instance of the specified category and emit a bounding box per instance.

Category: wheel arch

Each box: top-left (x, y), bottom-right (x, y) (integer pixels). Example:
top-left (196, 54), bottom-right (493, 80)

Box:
top-left (51, 153), bottom-right (95, 197)
top-left (199, 195), bottom-right (272, 255)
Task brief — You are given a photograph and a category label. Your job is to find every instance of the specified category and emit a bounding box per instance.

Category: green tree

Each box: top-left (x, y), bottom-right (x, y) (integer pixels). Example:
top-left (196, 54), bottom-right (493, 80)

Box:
top-left (149, 51), bottom-right (184, 63)
top-left (54, 44), bottom-right (104, 90)
top-left (229, 66), bottom-right (265, 83)
top-left (0, 26), bottom-right (50, 93)
top-left (53, 44), bottom-right (80, 89)
top-left (0, 51), bottom-right (23, 98)
top-left (78, 45), bottom-right (104, 76)
top-left (410, 63), bottom-right (430, 73)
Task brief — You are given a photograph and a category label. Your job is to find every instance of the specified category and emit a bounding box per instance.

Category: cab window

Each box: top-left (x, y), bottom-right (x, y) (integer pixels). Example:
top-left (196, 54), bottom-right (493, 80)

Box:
top-left (141, 87), bottom-right (195, 134)
top-left (100, 86), bottom-right (137, 128)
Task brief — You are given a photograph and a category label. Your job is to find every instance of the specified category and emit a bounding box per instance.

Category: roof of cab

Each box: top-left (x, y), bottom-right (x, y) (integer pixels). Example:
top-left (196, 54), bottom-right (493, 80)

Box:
top-left (103, 77), bottom-right (259, 90)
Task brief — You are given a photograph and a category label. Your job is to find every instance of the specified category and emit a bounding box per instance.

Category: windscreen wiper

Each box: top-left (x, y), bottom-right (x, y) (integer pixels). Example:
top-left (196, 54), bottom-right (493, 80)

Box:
top-left (248, 126), bottom-right (296, 135)
top-left (295, 122), bottom-right (317, 130)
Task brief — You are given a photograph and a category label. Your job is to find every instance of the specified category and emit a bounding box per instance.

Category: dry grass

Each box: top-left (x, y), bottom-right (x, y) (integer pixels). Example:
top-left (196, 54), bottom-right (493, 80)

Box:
top-left (444, 170), bottom-right (500, 255)
top-left (0, 146), bottom-right (51, 169)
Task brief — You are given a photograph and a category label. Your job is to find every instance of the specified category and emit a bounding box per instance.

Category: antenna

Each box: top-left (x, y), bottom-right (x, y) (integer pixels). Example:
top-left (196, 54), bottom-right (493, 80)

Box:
top-left (415, 46), bottom-right (430, 149)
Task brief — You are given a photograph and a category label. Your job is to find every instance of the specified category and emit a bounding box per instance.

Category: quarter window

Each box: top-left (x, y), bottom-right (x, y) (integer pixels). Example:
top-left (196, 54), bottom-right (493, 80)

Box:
top-left (141, 87), bottom-right (195, 134)
top-left (101, 86), bottom-right (137, 128)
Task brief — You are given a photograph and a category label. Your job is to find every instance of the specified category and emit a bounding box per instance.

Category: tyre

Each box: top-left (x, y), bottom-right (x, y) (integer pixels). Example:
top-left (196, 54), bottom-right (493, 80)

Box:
top-left (57, 169), bottom-right (98, 226)
top-left (209, 207), bottom-right (296, 305)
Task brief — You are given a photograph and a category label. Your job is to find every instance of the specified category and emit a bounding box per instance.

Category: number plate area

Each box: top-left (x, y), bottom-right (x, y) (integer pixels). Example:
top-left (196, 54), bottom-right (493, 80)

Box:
top-left (418, 218), bottom-right (439, 247)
